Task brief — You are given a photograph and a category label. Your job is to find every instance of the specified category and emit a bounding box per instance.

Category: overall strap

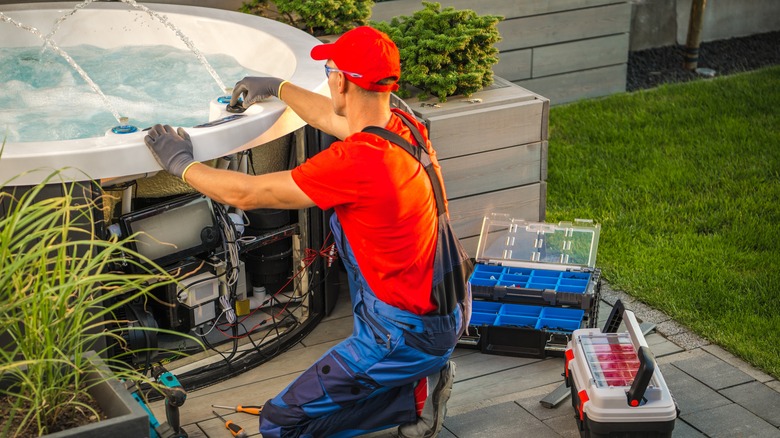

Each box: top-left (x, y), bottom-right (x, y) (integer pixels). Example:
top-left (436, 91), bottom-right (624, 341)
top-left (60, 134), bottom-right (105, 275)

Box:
top-left (363, 114), bottom-right (473, 317)
top-left (362, 116), bottom-right (446, 215)
top-left (394, 110), bottom-right (428, 152)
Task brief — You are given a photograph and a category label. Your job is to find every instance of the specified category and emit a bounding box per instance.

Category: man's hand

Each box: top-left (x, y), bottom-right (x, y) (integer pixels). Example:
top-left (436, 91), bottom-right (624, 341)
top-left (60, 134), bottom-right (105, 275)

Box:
top-left (230, 77), bottom-right (284, 108)
top-left (144, 124), bottom-right (195, 179)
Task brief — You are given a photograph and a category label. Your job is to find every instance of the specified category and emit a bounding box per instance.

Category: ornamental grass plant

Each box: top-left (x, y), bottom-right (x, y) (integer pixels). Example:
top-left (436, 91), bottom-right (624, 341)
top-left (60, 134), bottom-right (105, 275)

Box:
top-left (0, 165), bottom-right (197, 436)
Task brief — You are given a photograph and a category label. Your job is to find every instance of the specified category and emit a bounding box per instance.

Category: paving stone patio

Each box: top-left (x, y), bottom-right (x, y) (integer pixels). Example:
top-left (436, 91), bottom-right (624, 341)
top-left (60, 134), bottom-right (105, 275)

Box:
top-left (150, 284), bottom-right (780, 437)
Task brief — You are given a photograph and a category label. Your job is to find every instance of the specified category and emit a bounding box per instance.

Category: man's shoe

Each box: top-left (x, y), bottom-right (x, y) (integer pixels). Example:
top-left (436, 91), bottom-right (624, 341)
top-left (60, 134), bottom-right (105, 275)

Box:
top-left (398, 361), bottom-right (456, 438)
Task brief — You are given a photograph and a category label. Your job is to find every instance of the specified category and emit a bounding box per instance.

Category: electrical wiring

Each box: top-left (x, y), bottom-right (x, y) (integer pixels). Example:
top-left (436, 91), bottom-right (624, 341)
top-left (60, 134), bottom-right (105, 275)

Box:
top-left (214, 272), bottom-right (306, 339)
top-left (162, 254), bottom-right (310, 375)
top-left (155, 236), bottom-right (331, 362)
top-left (118, 189), bottom-right (342, 397)
top-left (185, 244), bottom-right (326, 380)
top-left (191, 307), bottom-right (230, 337)
top-left (212, 232), bottom-right (335, 339)
top-left (219, 293), bottom-right (236, 324)
top-left (181, 303), bottom-right (300, 381)
top-left (197, 323), bottom-right (238, 372)
top-left (183, 243), bottom-right (316, 372)
top-left (211, 201), bottom-right (245, 326)
top-left (218, 265), bottom-right (305, 333)
top-left (163, 287), bottom-right (327, 394)
top-left (237, 321), bottom-right (279, 361)
top-left (158, 226), bottom-right (336, 392)
top-left (228, 299), bottom-right (303, 365)
top-left (213, 202), bottom-right (241, 290)
top-left (170, 263), bottom-right (230, 288)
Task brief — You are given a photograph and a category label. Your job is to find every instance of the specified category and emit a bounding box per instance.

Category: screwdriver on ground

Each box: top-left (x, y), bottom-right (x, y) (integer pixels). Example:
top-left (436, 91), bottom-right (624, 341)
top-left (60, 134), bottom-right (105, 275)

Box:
top-left (212, 410), bottom-right (247, 438)
top-left (212, 404), bottom-right (263, 416)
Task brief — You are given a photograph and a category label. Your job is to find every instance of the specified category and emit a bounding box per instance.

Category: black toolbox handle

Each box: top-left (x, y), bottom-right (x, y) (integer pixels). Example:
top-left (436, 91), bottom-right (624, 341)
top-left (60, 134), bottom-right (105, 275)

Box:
top-left (602, 299), bottom-right (625, 333)
top-left (627, 345), bottom-right (656, 407)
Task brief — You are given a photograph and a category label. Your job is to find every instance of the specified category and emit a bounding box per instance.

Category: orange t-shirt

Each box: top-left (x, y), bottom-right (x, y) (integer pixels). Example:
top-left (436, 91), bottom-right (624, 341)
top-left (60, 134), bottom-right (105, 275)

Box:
top-left (291, 110), bottom-right (446, 314)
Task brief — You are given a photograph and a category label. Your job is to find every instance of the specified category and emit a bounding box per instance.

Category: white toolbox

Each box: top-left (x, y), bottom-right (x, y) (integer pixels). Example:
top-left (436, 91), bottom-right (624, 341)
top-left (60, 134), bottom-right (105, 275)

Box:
top-left (565, 302), bottom-right (678, 437)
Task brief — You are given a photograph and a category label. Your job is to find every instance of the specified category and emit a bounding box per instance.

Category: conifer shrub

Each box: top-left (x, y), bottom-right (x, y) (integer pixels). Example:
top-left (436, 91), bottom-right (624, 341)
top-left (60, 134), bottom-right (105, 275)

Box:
top-left (373, 2), bottom-right (502, 102)
top-left (240, 0), bottom-right (373, 36)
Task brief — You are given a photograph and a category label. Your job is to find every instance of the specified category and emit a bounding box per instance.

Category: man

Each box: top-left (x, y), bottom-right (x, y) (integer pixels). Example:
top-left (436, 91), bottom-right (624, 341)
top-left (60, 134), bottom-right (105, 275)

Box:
top-left (144, 26), bottom-right (462, 437)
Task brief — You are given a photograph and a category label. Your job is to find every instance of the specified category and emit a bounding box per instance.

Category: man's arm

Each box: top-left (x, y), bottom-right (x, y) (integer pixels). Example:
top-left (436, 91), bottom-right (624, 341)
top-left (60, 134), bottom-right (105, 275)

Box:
top-left (183, 163), bottom-right (316, 211)
top-left (230, 76), bottom-right (350, 140)
top-left (143, 124), bottom-right (316, 212)
top-left (278, 82), bottom-right (350, 140)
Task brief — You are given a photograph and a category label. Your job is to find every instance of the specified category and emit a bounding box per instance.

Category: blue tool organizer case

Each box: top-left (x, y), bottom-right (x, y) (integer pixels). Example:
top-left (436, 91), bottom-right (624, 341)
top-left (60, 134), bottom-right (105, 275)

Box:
top-left (463, 300), bottom-right (588, 358)
top-left (471, 301), bottom-right (585, 332)
top-left (461, 215), bottom-right (603, 358)
top-left (470, 265), bottom-right (592, 293)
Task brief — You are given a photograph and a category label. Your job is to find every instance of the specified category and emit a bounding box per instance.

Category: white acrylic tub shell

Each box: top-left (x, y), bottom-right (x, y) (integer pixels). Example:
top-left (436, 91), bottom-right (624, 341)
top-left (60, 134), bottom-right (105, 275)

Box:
top-left (0, 2), bottom-right (327, 186)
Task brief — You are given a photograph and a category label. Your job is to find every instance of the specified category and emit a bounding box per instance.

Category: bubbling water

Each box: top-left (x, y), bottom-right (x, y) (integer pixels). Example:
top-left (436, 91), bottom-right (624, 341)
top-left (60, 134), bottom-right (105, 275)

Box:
top-left (0, 45), bottom-right (261, 142)
top-left (1, 11), bottom-right (123, 123)
top-left (43, 0), bottom-right (226, 92)
top-left (1, 0), bottom-right (235, 141)
top-left (42, 0), bottom-right (97, 51)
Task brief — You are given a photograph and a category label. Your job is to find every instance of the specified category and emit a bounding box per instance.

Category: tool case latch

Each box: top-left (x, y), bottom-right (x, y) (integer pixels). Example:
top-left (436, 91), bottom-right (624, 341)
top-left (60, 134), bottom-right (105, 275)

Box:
top-left (564, 348), bottom-right (574, 380)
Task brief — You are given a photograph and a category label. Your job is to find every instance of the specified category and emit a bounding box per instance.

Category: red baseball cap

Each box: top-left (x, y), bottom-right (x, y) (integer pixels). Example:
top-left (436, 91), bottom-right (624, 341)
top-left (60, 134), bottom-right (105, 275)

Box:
top-left (311, 26), bottom-right (400, 92)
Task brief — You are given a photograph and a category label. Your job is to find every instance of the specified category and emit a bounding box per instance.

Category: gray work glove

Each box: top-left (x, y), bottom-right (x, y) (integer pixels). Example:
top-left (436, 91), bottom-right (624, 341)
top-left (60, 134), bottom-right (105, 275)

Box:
top-left (230, 76), bottom-right (284, 108)
top-left (144, 124), bottom-right (195, 179)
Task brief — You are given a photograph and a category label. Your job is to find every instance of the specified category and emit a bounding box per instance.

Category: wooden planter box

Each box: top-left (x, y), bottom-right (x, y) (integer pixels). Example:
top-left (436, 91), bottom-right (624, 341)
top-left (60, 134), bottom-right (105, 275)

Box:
top-left (42, 352), bottom-right (150, 438)
top-left (394, 77), bottom-right (549, 257)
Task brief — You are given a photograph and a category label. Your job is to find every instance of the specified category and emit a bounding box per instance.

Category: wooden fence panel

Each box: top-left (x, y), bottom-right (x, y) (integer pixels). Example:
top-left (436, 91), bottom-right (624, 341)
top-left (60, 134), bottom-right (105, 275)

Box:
top-left (496, 3), bottom-right (631, 51)
top-left (533, 34), bottom-right (629, 77)
top-left (371, 0), bottom-right (623, 22)
top-left (518, 64), bottom-right (627, 105)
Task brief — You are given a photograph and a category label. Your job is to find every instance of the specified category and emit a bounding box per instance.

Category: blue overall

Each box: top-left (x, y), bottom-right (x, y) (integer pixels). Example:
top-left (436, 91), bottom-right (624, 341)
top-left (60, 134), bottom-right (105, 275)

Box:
top-left (259, 214), bottom-right (461, 438)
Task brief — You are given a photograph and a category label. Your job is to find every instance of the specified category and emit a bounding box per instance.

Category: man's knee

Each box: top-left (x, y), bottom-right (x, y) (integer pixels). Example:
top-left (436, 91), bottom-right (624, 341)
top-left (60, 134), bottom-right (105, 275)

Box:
top-left (259, 399), bottom-right (306, 438)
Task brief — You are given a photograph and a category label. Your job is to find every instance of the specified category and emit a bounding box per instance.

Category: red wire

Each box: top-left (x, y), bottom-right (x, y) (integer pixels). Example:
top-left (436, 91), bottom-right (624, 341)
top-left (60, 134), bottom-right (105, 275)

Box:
top-left (215, 231), bottom-right (337, 339)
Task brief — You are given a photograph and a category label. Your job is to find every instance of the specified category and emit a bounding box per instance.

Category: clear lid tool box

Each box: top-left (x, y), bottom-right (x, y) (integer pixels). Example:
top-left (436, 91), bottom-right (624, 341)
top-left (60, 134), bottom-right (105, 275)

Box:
top-left (462, 214), bottom-right (603, 357)
top-left (470, 214), bottom-right (601, 313)
top-left (564, 302), bottom-right (677, 437)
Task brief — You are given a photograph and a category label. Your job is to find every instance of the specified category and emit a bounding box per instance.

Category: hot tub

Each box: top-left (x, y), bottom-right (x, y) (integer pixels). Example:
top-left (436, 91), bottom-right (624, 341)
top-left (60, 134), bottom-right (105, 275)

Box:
top-left (0, 2), bottom-right (326, 186)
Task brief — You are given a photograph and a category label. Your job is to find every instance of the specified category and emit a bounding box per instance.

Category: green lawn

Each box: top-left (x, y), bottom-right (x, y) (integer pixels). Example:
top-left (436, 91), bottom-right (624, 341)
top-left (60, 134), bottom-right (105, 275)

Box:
top-left (546, 66), bottom-right (780, 378)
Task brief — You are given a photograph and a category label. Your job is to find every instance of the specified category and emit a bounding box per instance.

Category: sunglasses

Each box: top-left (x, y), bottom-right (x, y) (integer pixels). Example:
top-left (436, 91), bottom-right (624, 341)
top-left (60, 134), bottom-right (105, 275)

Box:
top-left (325, 65), bottom-right (363, 79)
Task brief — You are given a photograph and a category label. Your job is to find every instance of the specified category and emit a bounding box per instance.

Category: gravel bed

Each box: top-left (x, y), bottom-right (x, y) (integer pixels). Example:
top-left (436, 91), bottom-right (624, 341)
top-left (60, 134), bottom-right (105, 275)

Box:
top-left (627, 30), bottom-right (780, 91)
